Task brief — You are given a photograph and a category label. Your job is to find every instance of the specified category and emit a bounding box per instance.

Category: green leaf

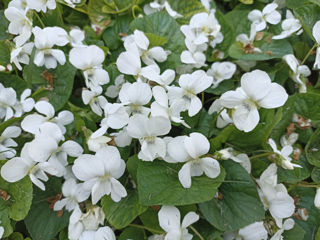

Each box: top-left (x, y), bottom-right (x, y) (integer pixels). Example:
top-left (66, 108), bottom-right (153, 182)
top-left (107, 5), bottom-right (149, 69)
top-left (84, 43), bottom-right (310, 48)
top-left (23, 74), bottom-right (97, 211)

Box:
top-left (102, 15), bottom-right (133, 50)
top-left (24, 178), bottom-right (70, 240)
top-left (0, 72), bottom-right (29, 95)
top-left (0, 199), bottom-right (13, 238)
top-left (271, 93), bottom-right (320, 142)
top-left (311, 167), bottom-right (320, 182)
top-left (215, 11), bottom-right (234, 54)
top-left (229, 37), bottom-right (293, 61)
top-left (102, 0), bottom-right (132, 14)
top-left (127, 154), bottom-right (139, 183)
top-left (224, 9), bottom-right (251, 37)
top-left (167, 0), bottom-right (207, 24)
top-left (87, 0), bottom-right (111, 26)
top-left (0, 41), bottom-right (10, 65)
top-left (199, 161), bottom-right (265, 231)
top-left (23, 60), bottom-right (76, 111)
top-left (137, 160), bottom-right (225, 206)
top-left (306, 128), bottom-right (320, 167)
top-left (130, 12), bottom-right (186, 70)
top-left (289, 187), bottom-right (320, 240)
top-left (228, 108), bottom-right (282, 151)
top-left (118, 227), bottom-right (146, 240)
top-left (139, 208), bottom-right (163, 234)
top-left (0, 160), bottom-right (33, 222)
top-left (283, 222), bottom-right (305, 240)
top-left (101, 190), bottom-right (148, 229)
top-left (145, 33), bottom-right (167, 47)
top-left (278, 153), bottom-right (312, 184)
top-left (0, 10), bottom-right (10, 41)
top-left (294, 4), bottom-right (320, 39)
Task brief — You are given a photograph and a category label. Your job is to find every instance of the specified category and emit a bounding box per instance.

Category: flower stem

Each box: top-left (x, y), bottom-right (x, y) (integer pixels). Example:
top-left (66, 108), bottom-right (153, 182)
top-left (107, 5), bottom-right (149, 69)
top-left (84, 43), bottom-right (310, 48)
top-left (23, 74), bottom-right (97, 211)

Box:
top-left (301, 43), bottom-right (317, 65)
top-left (34, 11), bottom-right (45, 28)
top-left (189, 225), bottom-right (204, 240)
top-left (249, 152), bottom-right (272, 160)
top-left (128, 224), bottom-right (164, 234)
top-left (290, 182), bottom-right (320, 188)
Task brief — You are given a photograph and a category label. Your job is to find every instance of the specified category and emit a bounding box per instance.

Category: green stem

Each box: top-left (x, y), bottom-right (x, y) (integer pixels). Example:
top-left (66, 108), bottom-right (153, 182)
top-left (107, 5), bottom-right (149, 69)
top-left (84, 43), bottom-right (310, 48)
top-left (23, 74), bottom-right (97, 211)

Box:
top-left (34, 11), bottom-right (45, 28)
top-left (128, 224), bottom-right (164, 234)
top-left (189, 225), bottom-right (204, 240)
top-left (249, 152), bottom-right (272, 160)
top-left (56, 0), bottom-right (88, 15)
top-left (208, 107), bottom-right (225, 137)
top-left (290, 182), bottom-right (320, 188)
top-left (301, 43), bottom-right (317, 65)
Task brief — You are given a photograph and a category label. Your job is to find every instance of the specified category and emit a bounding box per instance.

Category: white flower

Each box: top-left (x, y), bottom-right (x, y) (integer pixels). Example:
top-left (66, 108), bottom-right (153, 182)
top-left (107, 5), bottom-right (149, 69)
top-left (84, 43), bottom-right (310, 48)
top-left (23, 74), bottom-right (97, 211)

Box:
top-left (54, 178), bottom-right (90, 212)
top-left (13, 88), bottom-right (35, 117)
top-left (143, 0), bottom-right (182, 19)
top-left (124, 30), bottom-right (171, 66)
top-left (208, 99), bottom-right (233, 129)
top-left (69, 46), bottom-right (109, 91)
top-left (10, 42), bottom-right (34, 70)
top-left (69, 28), bottom-right (85, 47)
top-left (151, 86), bottom-right (187, 126)
top-left (188, 12), bottom-right (222, 45)
top-left (82, 88), bottom-right (107, 116)
top-left (282, 54), bottom-right (310, 93)
top-left (110, 128), bottom-right (132, 147)
top-left (0, 126), bottom-right (21, 160)
top-left (238, 221), bottom-right (268, 240)
top-left (0, 142), bottom-right (57, 190)
top-left (273, 10), bottom-right (302, 40)
top-left (158, 206), bottom-right (199, 240)
top-left (168, 70), bottom-right (213, 117)
top-left (314, 188), bottom-right (320, 209)
top-left (68, 205), bottom-right (107, 240)
top-left (248, 3), bottom-right (281, 31)
top-left (87, 134), bottom-right (111, 152)
top-left (72, 146), bottom-right (127, 203)
top-left (32, 26), bottom-right (69, 69)
top-left (218, 147), bottom-right (251, 173)
top-left (21, 100), bottom-right (73, 135)
top-left (257, 163), bottom-right (295, 228)
top-left (207, 62), bottom-right (236, 88)
top-left (270, 218), bottom-right (295, 240)
top-left (219, 70), bottom-right (288, 132)
top-left (268, 138), bottom-right (301, 170)
top-left (8, 0), bottom-right (28, 10)
top-left (91, 103), bottom-right (129, 138)
top-left (119, 82), bottom-right (152, 116)
top-left (150, 69), bottom-right (176, 87)
top-left (127, 114), bottom-right (171, 161)
top-left (4, 7), bottom-right (32, 47)
top-left (63, 0), bottom-right (81, 8)
top-left (0, 226), bottom-right (4, 239)
top-left (236, 23), bottom-right (261, 54)
top-left (312, 20), bottom-right (320, 69)
top-left (0, 84), bottom-right (17, 121)
top-left (105, 75), bottom-right (125, 98)
top-left (116, 43), bottom-right (162, 82)
top-left (26, 0), bottom-right (56, 12)
top-left (280, 132), bottom-right (299, 147)
top-left (166, 133), bottom-right (221, 188)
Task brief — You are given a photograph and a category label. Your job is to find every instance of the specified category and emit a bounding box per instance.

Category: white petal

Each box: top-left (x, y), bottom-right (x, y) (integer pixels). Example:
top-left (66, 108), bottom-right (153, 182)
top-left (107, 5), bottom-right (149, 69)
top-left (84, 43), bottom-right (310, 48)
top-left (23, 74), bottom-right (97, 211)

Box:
top-left (219, 88), bottom-right (247, 108)
top-left (241, 70), bottom-right (271, 101)
top-left (116, 51), bottom-right (141, 75)
top-left (178, 162), bottom-right (192, 188)
top-left (167, 136), bottom-right (189, 163)
top-left (184, 132), bottom-right (209, 159)
top-left (233, 104), bottom-right (260, 132)
top-left (188, 96), bottom-right (202, 117)
top-left (258, 83), bottom-right (288, 108)
top-left (158, 206), bottom-right (181, 233)
top-left (35, 101), bottom-right (55, 117)
top-left (201, 157), bottom-right (221, 179)
top-left (1, 157), bottom-right (30, 182)
top-left (313, 20), bottom-right (320, 43)
top-left (181, 212), bottom-right (199, 228)
top-left (61, 141), bottom-right (83, 157)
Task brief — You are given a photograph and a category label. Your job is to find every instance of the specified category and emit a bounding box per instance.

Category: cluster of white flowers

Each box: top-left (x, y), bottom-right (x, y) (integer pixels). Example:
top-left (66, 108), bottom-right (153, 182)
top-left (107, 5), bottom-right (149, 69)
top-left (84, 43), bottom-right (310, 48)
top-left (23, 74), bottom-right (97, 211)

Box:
top-left (1, 0), bottom-right (320, 239)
